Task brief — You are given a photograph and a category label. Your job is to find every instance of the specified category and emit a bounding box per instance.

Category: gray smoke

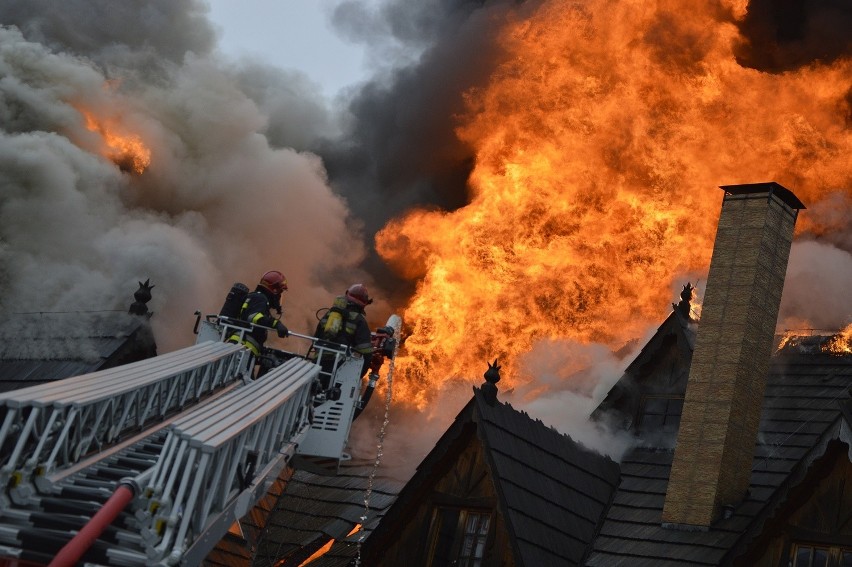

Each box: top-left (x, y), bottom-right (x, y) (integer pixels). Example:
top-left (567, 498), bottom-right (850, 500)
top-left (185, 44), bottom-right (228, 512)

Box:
top-left (780, 239), bottom-right (852, 332)
top-left (0, 2), bottom-right (370, 353)
top-left (1, 0), bottom-right (849, 473)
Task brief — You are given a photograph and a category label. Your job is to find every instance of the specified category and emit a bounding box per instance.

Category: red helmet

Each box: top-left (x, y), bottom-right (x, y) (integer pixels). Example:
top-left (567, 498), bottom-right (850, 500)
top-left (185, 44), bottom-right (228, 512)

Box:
top-left (345, 284), bottom-right (373, 307)
top-left (259, 270), bottom-right (288, 294)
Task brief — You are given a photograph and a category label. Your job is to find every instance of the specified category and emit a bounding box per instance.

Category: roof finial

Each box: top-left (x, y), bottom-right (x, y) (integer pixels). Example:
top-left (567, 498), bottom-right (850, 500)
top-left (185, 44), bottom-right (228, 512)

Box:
top-left (481, 358), bottom-right (501, 405)
top-left (129, 279), bottom-right (155, 317)
top-left (673, 282), bottom-right (695, 321)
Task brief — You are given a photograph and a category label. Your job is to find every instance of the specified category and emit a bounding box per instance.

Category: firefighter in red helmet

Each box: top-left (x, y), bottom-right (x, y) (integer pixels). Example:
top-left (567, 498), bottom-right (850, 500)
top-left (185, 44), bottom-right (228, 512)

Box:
top-left (315, 283), bottom-right (374, 379)
top-left (229, 270), bottom-right (289, 357)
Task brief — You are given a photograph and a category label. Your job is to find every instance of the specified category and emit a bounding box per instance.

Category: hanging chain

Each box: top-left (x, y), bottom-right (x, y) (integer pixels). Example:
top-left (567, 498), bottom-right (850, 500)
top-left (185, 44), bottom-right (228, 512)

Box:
top-left (354, 336), bottom-right (398, 565)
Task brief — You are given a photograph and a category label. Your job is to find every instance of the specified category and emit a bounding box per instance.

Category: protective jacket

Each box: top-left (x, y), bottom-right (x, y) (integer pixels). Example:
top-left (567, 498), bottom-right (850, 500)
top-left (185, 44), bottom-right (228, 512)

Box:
top-left (231, 287), bottom-right (286, 355)
top-left (315, 297), bottom-right (373, 374)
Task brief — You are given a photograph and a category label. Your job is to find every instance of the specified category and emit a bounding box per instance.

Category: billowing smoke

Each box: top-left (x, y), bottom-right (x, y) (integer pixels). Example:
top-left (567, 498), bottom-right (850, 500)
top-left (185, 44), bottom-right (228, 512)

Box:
top-left (332, 0), bottom-right (852, 466)
top-left (1, 0), bottom-right (850, 477)
top-left (0, 1), bottom-right (372, 353)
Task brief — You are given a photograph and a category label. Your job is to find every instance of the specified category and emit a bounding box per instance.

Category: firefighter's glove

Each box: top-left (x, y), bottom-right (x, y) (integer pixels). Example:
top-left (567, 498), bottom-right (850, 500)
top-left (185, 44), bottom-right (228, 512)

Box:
top-left (276, 322), bottom-right (289, 338)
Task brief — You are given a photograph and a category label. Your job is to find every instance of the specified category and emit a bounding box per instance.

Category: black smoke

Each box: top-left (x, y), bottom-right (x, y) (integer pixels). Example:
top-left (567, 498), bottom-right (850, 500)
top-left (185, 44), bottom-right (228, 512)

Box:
top-left (734, 0), bottom-right (852, 71)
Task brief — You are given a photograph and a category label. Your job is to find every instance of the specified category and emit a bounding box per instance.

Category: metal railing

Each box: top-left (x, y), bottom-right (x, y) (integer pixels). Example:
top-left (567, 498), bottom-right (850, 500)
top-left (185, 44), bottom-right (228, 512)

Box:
top-left (0, 341), bottom-right (249, 505)
top-left (139, 357), bottom-right (318, 565)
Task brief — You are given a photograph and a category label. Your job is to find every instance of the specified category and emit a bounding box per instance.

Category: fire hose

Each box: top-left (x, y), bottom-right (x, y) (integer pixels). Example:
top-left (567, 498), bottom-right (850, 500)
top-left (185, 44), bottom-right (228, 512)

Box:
top-left (48, 471), bottom-right (151, 567)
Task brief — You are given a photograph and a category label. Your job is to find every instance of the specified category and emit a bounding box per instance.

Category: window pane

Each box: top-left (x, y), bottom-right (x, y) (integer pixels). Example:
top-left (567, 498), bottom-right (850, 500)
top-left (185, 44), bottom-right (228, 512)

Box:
top-left (460, 534), bottom-right (475, 560)
top-left (478, 515), bottom-right (491, 536)
top-left (465, 513), bottom-right (480, 534)
top-left (458, 512), bottom-right (491, 566)
top-left (794, 546), bottom-right (811, 567)
top-left (812, 548), bottom-right (827, 567)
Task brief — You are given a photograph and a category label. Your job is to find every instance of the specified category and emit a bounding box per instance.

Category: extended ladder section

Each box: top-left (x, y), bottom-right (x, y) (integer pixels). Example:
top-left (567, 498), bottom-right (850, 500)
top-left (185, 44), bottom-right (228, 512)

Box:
top-left (0, 341), bottom-right (250, 507)
top-left (0, 313), bottom-right (400, 565)
top-left (138, 357), bottom-right (317, 565)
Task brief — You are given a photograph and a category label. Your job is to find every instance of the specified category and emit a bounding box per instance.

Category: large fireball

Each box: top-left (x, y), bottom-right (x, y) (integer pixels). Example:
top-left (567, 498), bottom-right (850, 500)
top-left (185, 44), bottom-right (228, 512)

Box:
top-left (376, 0), bottom-right (852, 409)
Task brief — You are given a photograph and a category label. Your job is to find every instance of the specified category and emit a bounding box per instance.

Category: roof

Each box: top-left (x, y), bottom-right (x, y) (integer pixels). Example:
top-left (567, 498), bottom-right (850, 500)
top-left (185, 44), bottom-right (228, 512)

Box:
top-left (363, 386), bottom-right (621, 567)
top-left (586, 352), bottom-right (852, 566)
top-left (0, 311), bottom-right (156, 392)
top-left (252, 459), bottom-right (404, 566)
top-left (473, 389), bottom-right (622, 566)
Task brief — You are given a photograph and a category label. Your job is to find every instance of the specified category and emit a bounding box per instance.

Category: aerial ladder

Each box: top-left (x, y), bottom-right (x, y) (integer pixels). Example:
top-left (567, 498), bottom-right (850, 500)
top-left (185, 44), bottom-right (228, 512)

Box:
top-left (0, 306), bottom-right (400, 566)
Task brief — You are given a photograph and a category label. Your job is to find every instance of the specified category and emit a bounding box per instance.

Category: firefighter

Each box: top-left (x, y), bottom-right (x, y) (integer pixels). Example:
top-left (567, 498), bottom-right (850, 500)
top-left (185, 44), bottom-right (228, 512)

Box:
top-left (229, 270), bottom-right (290, 357)
top-left (315, 283), bottom-right (374, 379)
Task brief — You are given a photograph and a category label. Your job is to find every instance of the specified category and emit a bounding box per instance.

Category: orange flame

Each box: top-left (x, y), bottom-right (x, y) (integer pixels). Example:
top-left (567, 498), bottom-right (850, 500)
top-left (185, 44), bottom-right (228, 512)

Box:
top-left (296, 539), bottom-right (333, 567)
top-left (80, 109), bottom-right (151, 174)
top-left (377, 1), bottom-right (852, 409)
top-left (823, 323), bottom-right (852, 355)
top-left (292, 524), bottom-right (361, 567)
top-left (775, 330), bottom-right (798, 353)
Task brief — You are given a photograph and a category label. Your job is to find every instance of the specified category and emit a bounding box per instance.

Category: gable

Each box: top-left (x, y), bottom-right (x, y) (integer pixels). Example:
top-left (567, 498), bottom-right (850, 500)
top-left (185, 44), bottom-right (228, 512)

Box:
top-left (738, 439), bottom-right (852, 566)
top-left (363, 417), bottom-right (515, 566)
top-left (474, 390), bottom-right (621, 566)
top-left (593, 310), bottom-right (694, 436)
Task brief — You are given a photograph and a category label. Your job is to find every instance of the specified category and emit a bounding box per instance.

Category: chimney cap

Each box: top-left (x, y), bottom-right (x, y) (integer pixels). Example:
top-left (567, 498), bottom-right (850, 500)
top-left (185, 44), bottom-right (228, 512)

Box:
top-left (719, 182), bottom-right (806, 210)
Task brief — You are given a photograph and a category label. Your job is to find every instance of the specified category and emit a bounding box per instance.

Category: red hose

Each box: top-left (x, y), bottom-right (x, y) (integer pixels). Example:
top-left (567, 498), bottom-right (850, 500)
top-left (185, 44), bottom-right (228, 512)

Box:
top-left (48, 484), bottom-right (135, 567)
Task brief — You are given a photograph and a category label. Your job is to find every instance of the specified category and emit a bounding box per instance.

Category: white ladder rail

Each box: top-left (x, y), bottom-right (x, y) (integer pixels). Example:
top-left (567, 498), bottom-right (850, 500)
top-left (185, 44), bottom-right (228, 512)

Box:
top-left (139, 357), bottom-right (318, 565)
top-left (0, 342), bottom-right (249, 504)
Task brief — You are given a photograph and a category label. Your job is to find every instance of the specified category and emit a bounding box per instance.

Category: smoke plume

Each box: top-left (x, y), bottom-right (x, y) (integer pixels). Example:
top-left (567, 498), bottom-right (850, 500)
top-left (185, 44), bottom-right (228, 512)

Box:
top-left (0, 2), bottom-right (369, 353)
top-left (1, 0), bottom-right (850, 472)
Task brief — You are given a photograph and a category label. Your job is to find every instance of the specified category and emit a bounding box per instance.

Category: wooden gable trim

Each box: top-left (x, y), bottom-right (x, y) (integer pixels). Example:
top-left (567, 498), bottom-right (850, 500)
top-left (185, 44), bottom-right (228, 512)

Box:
top-left (470, 396), bottom-right (526, 567)
top-left (728, 420), bottom-right (847, 566)
top-left (358, 401), bottom-right (478, 564)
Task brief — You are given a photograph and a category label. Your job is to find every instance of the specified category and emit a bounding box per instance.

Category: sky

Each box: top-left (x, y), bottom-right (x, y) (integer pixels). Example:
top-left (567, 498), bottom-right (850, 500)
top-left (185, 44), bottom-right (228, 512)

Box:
top-left (206, 0), bottom-right (373, 98)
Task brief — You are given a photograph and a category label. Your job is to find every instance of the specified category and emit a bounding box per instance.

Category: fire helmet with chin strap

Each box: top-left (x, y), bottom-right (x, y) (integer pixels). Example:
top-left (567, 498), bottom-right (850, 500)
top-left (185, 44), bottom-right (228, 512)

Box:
top-left (259, 270), bottom-right (288, 295)
top-left (345, 283), bottom-right (372, 307)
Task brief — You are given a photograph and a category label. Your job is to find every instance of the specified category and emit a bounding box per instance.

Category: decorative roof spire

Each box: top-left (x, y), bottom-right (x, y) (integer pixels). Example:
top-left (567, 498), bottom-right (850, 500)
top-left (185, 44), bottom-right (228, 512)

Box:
top-left (673, 282), bottom-right (695, 321)
top-left (481, 358), bottom-right (501, 405)
top-left (129, 279), bottom-right (155, 317)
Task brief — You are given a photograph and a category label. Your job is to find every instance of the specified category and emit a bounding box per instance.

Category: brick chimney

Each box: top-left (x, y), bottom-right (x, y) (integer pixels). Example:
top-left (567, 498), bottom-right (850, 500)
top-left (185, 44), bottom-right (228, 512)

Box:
top-left (662, 182), bottom-right (805, 527)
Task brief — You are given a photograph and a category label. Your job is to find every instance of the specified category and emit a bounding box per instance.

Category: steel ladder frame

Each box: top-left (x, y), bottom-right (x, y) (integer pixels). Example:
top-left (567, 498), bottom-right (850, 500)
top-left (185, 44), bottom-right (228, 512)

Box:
top-left (138, 357), bottom-right (318, 565)
top-left (0, 341), bottom-right (251, 506)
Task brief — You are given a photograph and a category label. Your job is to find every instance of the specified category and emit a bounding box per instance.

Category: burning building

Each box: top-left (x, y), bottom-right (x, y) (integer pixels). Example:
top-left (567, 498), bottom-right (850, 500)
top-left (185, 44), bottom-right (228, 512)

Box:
top-left (0, 0), bottom-right (851, 564)
top-left (352, 183), bottom-right (852, 567)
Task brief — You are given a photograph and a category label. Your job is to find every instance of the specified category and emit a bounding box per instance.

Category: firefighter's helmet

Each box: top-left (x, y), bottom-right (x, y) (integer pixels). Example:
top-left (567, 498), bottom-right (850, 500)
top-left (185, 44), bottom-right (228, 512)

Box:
top-left (345, 284), bottom-right (373, 307)
top-left (259, 270), bottom-right (288, 294)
